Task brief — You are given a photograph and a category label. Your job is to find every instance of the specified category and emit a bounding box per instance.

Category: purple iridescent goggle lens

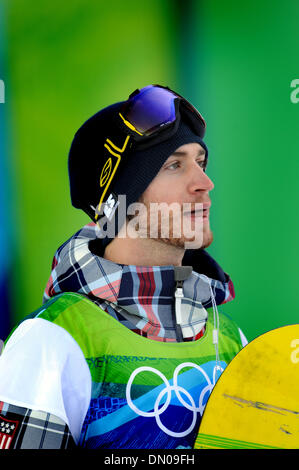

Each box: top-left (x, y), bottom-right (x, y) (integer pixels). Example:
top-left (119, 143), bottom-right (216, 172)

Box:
top-left (119, 84), bottom-right (206, 139)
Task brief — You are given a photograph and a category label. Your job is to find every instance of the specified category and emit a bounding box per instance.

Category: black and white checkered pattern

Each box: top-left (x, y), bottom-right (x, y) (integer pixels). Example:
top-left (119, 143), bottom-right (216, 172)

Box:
top-left (0, 402), bottom-right (75, 449)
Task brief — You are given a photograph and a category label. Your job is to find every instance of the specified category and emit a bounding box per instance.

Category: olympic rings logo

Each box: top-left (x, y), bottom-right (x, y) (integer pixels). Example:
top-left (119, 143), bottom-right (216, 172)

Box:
top-left (126, 362), bottom-right (224, 438)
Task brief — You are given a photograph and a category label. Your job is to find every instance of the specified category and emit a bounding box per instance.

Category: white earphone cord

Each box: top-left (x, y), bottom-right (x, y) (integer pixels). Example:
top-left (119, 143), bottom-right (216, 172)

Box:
top-left (209, 281), bottom-right (221, 380)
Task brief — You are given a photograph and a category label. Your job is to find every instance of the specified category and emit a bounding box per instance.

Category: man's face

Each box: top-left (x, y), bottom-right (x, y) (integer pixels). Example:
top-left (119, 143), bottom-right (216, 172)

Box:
top-left (130, 142), bottom-right (214, 249)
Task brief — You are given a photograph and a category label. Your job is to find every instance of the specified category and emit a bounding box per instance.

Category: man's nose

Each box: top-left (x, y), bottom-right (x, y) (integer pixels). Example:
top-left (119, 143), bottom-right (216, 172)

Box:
top-left (187, 165), bottom-right (214, 194)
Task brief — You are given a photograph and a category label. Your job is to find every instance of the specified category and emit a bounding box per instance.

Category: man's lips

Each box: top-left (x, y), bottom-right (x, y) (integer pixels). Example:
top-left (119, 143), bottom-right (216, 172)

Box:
top-left (183, 202), bottom-right (211, 218)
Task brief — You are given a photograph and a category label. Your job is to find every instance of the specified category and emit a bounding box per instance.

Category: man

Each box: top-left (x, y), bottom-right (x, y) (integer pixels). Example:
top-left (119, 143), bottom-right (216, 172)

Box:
top-left (0, 85), bottom-right (247, 449)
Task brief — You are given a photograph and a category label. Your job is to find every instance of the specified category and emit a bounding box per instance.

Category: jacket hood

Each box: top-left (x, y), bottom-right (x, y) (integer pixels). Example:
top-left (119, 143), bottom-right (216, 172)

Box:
top-left (43, 223), bottom-right (235, 341)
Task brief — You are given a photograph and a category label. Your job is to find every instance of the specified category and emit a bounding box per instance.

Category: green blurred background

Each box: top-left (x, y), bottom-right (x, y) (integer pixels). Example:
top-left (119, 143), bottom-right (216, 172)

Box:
top-left (0, 0), bottom-right (298, 341)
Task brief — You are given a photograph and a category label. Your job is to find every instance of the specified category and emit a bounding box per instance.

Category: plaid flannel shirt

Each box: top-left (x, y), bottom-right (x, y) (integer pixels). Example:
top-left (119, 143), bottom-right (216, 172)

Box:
top-left (0, 401), bottom-right (75, 449)
top-left (43, 223), bottom-right (235, 342)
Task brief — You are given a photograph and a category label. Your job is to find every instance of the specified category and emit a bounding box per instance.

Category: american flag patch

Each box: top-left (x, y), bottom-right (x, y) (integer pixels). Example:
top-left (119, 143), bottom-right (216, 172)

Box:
top-left (0, 415), bottom-right (19, 449)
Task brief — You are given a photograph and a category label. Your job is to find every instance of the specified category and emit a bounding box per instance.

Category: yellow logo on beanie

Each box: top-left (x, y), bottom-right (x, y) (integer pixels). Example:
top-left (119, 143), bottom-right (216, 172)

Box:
top-left (95, 135), bottom-right (130, 222)
top-left (100, 158), bottom-right (112, 187)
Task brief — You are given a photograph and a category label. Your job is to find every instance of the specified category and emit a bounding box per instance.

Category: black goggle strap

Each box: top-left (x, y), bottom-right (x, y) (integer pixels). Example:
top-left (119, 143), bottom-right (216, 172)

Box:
top-left (118, 112), bottom-right (144, 136)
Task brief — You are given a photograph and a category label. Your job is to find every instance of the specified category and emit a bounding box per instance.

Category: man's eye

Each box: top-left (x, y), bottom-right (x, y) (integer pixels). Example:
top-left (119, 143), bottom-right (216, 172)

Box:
top-left (198, 160), bottom-right (207, 171)
top-left (166, 161), bottom-right (180, 170)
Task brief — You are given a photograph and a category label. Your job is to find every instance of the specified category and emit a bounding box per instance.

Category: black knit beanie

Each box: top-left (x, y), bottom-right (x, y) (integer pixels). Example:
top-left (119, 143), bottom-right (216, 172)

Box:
top-left (68, 99), bottom-right (208, 244)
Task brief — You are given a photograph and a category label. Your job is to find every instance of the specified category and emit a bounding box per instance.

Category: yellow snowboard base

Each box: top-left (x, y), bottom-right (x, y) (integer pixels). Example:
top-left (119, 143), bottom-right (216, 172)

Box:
top-left (194, 325), bottom-right (299, 449)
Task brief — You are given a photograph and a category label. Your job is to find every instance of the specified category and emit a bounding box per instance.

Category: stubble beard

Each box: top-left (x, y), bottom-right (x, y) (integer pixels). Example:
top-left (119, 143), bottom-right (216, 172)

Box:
top-left (158, 215), bottom-right (214, 250)
top-left (127, 198), bottom-right (214, 250)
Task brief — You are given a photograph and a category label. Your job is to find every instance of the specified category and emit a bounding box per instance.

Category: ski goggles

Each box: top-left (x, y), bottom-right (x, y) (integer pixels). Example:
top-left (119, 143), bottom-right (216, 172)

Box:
top-left (118, 84), bottom-right (206, 145)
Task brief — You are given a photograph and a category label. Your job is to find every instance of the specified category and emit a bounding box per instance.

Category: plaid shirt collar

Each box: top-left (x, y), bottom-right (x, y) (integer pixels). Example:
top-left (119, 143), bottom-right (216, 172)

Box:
top-left (43, 223), bottom-right (235, 342)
